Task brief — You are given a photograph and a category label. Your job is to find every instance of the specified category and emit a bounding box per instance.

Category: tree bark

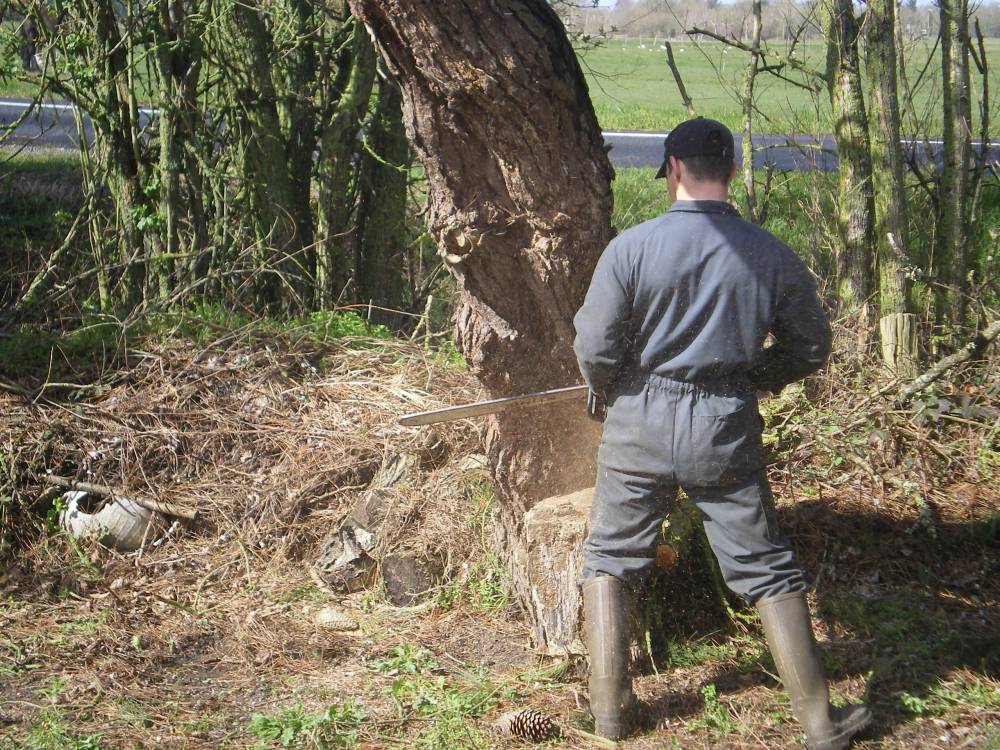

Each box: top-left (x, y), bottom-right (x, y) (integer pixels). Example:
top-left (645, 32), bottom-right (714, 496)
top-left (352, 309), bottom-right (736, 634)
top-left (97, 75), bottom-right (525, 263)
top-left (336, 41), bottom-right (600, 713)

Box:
top-left (865, 0), bottom-right (918, 377)
top-left (316, 19), bottom-right (377, 307)
top-left (821, 0), bottom-right (874, 318)
top-left (740, 0), bottom-right (765, 225)
top-left (355, 75), bottom-right (409, 318)
top-left (346, 0), bottom-right (614, 649)
top-left (938, 0), bottom-right (972, 331)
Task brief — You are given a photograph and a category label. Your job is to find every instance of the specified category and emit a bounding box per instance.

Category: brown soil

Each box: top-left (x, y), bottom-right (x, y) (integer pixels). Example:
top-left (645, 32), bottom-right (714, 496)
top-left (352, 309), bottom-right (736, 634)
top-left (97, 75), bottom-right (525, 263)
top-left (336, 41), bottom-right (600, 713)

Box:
top-left (1, 331), bottom-right (997, 749)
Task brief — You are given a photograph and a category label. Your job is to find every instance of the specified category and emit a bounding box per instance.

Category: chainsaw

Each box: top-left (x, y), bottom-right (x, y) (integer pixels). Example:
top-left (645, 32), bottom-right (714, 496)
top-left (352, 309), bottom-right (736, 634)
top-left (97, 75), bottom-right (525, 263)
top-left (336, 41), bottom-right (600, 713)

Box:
top-left (397, 384), bottom-right (606, 426)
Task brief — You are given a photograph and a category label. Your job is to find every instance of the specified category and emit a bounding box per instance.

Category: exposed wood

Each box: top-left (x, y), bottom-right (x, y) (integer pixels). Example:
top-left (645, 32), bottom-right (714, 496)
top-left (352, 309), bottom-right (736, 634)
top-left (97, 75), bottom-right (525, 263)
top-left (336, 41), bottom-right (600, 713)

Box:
top-left (511, 487), bottom-right (591, 653)
top-left (43, 475), bottom-right (197, 520)
top-left (879, 312), bottom-right (919, 380)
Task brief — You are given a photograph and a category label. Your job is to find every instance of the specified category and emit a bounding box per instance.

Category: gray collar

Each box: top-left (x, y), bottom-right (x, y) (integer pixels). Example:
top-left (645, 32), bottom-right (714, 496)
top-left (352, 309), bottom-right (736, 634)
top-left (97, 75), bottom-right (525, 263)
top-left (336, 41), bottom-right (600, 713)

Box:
top-left (667, 200), bottom-right (740, 216)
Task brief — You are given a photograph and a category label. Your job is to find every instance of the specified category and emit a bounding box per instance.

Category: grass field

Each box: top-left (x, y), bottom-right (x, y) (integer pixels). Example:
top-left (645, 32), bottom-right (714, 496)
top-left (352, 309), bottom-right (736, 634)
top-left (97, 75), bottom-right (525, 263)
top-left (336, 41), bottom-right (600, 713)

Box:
top-left (579, 38), bottom-right (1000, 134)
top-left (2, 31), bottom-right (999, 135)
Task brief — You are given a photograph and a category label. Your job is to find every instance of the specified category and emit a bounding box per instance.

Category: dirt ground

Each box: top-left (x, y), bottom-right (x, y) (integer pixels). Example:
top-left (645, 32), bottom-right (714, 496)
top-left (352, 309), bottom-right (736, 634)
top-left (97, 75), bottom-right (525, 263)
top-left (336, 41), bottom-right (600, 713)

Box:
top-left (1, 332), bottom-right (998, 749)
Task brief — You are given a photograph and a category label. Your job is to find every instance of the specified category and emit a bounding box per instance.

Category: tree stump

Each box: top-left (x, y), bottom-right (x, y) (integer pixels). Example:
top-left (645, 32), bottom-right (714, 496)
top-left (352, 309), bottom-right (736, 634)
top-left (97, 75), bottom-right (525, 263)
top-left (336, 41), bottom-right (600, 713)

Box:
top-left (879, 312), bottom-right (919, 379)
top-left (507, 487), bottom-right (593, 655)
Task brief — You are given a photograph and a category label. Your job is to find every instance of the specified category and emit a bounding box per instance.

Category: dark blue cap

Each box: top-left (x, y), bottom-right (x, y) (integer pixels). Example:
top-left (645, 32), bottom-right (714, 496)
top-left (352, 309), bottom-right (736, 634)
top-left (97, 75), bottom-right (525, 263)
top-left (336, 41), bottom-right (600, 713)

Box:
top-left (655, 117), bottom-right (735, 178)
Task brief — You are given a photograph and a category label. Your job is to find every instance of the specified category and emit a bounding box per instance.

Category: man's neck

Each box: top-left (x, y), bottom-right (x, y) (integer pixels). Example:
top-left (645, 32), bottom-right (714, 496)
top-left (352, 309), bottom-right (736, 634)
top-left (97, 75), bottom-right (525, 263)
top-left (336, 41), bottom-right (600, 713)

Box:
top-left (674, 182), bottom-right (730, 202)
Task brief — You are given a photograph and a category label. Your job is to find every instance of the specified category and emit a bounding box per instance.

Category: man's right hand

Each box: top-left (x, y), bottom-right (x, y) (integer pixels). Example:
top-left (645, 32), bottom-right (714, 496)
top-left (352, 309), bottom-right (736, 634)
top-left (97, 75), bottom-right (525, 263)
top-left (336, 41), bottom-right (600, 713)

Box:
top-left (587, 389), bottom-right (607, 423)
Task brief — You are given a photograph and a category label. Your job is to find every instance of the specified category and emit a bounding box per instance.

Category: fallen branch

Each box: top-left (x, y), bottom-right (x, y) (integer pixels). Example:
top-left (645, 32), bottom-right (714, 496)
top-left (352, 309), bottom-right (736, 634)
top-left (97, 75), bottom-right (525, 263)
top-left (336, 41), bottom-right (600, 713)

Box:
top-left (899, 318), bottom-right (1000, 401)
top-left (43, 475), bottom-right (197, 520)
top-left (795, 319), bottom-right (1000, 453)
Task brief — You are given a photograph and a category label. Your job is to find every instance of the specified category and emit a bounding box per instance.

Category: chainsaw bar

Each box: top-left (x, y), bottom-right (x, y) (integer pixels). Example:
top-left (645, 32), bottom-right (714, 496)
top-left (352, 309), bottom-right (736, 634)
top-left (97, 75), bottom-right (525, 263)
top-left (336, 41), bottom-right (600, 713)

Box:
top-left (398, 385), bottom-right (589, 427)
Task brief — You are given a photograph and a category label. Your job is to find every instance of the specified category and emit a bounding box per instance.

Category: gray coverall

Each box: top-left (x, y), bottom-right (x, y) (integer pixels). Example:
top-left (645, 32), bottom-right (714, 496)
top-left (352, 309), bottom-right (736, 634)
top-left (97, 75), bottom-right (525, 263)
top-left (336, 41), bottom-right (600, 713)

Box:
top-left (574, 200), bottom-right (832, 603)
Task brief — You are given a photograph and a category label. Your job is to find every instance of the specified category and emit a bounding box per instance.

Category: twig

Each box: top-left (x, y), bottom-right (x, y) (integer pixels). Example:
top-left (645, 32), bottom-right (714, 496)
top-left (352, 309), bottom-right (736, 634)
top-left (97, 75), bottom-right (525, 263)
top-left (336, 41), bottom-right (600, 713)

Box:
top-left (43, 475), bottom-right (197, 520)
top-left (664, 43), bottom-right (695, 116)
top-left (0, 377), bottom-right (32, 398)
top-left (798, 318), bottom-right (1000, 451)
top-left (686, 27), bottom-right (826, 91)
top-left (898, 318), bottom-right (1000, 401)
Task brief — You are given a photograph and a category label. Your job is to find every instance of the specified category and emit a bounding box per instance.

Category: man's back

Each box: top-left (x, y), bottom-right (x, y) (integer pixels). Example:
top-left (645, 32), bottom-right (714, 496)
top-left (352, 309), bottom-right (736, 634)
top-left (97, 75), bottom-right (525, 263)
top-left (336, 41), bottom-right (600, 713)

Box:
top-left (574, 199), bottom-right (831, 394)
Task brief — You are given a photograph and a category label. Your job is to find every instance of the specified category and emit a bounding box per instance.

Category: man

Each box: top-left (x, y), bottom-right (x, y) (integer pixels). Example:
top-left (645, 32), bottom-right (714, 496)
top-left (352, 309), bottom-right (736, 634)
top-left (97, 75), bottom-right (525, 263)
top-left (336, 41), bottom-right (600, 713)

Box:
top-left (573, 117), bottom-right (872, 749)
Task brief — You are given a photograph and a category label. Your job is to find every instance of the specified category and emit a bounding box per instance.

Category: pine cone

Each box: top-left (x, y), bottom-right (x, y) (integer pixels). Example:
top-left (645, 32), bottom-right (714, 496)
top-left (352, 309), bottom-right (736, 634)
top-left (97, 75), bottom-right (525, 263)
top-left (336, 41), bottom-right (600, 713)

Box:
top-left (495, 708), bottom-right (561, 742)
top-left (313, 606), bottom-right (359, 631)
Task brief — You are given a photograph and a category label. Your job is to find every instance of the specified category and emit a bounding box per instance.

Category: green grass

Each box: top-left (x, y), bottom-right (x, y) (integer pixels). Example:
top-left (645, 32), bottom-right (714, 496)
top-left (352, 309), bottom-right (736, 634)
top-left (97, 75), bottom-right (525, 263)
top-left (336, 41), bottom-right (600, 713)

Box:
top-left (383, 673), bottom-right (508, 750)
top-left (248, 701), bottom-right (365, 749)
top-left (0, 307), bottom-right (392, 385)
top-left (0, 148), bottom-right (82, 247)
top-left (370, 644), bottom-right (440, 676)
top-left (659, 633), bottom-right (765, 672)
top-left (14, 707), bottom-right (108, 750)
top-left (435, 477), bottom-right (513, 613)
top-left (579, 38), bottom-right (1000, 134)
top-left (609, 167), bottom-right (831, 251)
top-left (687, 682), bottom-right (741, 735)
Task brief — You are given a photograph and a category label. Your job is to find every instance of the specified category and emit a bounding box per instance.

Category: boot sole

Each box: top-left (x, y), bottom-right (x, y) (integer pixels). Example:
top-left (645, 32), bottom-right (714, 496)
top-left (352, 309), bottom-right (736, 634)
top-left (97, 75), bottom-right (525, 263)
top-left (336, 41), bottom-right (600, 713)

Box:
top-left (808, 707), bottom-right (873, 750)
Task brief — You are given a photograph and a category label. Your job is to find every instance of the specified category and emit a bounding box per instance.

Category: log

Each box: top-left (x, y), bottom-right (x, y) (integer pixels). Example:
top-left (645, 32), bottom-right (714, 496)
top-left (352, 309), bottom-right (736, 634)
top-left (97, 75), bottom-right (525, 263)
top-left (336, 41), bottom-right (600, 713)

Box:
top-left (312, 452), bottom-right (420, 594)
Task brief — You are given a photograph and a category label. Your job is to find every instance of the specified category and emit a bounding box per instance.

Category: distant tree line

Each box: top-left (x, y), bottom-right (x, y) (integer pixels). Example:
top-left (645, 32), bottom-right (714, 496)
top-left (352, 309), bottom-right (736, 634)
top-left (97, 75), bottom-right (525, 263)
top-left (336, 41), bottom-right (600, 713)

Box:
top-left (565, 0), bottom-right (1000, 42)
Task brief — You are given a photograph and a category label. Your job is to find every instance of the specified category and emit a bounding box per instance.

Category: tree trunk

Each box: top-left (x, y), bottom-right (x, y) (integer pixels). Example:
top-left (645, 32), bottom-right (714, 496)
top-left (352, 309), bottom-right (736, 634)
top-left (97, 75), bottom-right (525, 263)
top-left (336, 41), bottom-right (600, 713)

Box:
top-left (938, 0), bottom-right (972, 331)
top-left (346, 0), bottom-right (614, 651)
top-left (316, 19), bottom-right (377, 308)
top-left (740, 0), bottom-right (765, 225)
top-left (865, 0), bottom-right (918, 377)
top-left (229, 0), bottom-right (312, 311)
top-left (96, 0), bottom-right (146, 310)
top-left (355, 75), bottom-right (408, 319)
top-left (822, 0), bottom-right (874, 319)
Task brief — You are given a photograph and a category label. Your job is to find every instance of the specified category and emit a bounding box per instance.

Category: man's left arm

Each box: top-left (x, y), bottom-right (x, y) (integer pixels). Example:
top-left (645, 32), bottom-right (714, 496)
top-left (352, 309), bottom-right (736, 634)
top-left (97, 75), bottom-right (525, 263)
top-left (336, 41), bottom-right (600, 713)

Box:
top-left (573, 242), bottom-right (633, 393)
top-left (747, 253), bottom-right (832, 394)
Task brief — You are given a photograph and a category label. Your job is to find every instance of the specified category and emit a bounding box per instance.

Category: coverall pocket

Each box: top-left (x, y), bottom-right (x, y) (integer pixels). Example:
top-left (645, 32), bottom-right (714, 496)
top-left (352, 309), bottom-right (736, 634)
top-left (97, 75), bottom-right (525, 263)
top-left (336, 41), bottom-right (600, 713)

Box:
top-left (688, 394), bottom-right (765, 486)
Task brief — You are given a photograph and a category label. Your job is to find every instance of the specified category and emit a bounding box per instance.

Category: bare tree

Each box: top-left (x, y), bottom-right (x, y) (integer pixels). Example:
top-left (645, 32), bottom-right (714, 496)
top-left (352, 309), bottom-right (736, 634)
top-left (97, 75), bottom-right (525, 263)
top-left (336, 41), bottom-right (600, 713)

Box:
top-left (865, 0), bottom-right (918, 377)
top-left (821, 0), bottom-right (874, 319)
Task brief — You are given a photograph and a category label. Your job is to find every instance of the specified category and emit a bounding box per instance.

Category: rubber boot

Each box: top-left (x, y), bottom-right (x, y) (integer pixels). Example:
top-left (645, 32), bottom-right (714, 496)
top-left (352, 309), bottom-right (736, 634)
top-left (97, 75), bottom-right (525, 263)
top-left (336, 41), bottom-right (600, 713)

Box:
top-left (582, 575), bottom-right (636, 740)
top-left (756, 592), bottom-right (872, 750)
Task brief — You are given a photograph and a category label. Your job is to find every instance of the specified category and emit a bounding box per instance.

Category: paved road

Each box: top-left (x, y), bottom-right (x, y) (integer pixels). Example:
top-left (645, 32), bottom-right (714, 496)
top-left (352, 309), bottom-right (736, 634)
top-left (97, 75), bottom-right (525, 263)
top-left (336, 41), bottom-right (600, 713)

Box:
top-left (3, 98), bottom-right (999, 172)
top-left (604, 129), bottom-right (1000, 172)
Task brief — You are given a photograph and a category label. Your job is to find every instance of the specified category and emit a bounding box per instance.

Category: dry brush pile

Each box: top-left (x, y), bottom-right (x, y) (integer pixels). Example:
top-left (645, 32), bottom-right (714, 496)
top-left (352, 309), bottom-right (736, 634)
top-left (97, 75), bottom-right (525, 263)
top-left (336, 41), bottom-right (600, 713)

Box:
top-left (0, 329), bottom-right (521, 743)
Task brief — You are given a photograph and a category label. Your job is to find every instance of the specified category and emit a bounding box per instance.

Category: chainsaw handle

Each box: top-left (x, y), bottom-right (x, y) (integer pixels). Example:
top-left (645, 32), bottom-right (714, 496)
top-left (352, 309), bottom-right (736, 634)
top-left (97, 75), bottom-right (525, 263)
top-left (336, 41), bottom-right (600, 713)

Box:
top-left (586, 389), bottom-right (607, 423)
